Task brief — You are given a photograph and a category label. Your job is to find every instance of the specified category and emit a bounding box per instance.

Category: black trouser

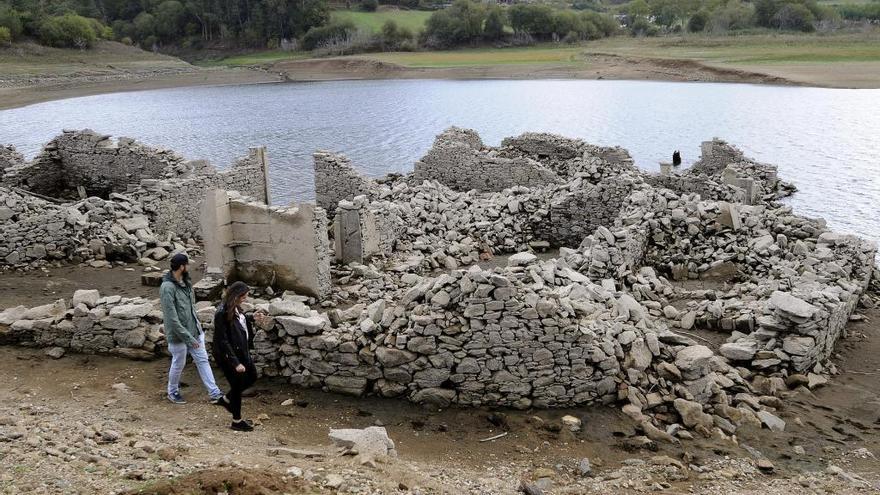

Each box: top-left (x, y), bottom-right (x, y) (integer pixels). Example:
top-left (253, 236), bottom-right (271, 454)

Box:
top-left (219, 361), bottom-right (257, 420)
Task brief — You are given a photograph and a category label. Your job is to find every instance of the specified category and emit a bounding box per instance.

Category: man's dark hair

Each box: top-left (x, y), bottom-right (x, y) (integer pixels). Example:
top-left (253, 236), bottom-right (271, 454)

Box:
top-left (170, 253), bottom-right (189, 271)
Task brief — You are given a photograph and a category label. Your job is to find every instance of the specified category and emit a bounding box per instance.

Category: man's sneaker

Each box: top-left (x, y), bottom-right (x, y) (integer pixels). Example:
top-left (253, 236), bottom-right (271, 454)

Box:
top-left (167, 392), bottom-right (186, 404)
top-left (231, 420), bottom-right (254, 432)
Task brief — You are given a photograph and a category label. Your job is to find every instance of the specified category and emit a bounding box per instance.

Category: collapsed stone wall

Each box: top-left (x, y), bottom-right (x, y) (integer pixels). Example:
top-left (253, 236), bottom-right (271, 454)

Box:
top-left (644, 173), bottom-right (747, 204)
top-left (0, 290), bottom-right (283, 374)
top-left (1, 130), bottom-right (189, 200)
top-left (131, 148), bottom-right (269, 239)
top-left (688, 139), bottom-right (796, 201)
top-left (0, 145), bottom-right (24, 173)
top-left (0, 187), bottom-right (171, 268)
top-left (563, 182), bottom-right (876, 376)
top-left (413, 128), bottom-right (562, 193)
top-left (314, 152), bottom-right (376, 218)
top-left (2, 131), bottom-right (270, 243)
top-left (499, 133), bottom-right (637, 181)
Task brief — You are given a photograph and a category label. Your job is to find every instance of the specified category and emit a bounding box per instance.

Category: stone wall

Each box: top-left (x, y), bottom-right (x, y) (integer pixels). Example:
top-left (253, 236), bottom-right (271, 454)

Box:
top-left (131, 148), bottom-right (270, 239)
top-left (413, 130), bottom-right (562, 193)
top-left (2, 131), bottom-right (270, 241)
top-left (202, 189), bottom-right (331, 299)
top-left (0, 145), bottom-right (24, 173)
top-left (0, 289), bottom-right (283, 375)
top-left (536, 177), bottom-right (636, 248)
top-left (314, 151), bottom-right (375, 218)
top-left (0, 292), bottom-right (164, 360)
top-left (644, 173), bottom-right (747, 204)
top-left (2, 130), bottom-right (188, 200)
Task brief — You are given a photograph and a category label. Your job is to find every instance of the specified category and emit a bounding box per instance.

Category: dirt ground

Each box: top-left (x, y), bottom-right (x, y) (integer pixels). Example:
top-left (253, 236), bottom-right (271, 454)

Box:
top-left (0, 263), bottom-right (879, 493)
top-left (268, 54), bottom-right (797, 86)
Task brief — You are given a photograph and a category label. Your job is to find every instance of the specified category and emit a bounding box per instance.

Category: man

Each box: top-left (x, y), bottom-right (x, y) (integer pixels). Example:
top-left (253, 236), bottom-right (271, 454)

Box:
top-left (160, 253), bottom-right (224, 405)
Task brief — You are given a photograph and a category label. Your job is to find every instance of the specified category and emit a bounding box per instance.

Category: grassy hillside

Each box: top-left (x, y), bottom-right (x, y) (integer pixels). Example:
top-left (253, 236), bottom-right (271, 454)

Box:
top-left (0, 40), bottom-right (192, 78)
top-left (330, 8), bottom-right (432, 34)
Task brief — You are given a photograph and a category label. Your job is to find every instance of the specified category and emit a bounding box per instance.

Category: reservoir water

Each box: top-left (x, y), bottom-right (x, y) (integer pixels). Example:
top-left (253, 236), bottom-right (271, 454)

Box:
top-left (1, 79), bottom-right (878, 243)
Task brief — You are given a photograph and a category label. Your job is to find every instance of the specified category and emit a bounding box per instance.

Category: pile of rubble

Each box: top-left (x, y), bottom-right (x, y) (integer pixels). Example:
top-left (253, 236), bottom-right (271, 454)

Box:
top-left (0, 186), bottom-right (188, 269)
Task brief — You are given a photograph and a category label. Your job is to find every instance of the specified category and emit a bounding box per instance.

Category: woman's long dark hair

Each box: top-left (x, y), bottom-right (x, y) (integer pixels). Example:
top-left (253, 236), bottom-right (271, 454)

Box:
top-left (223, 281), bottom-right (250, 324)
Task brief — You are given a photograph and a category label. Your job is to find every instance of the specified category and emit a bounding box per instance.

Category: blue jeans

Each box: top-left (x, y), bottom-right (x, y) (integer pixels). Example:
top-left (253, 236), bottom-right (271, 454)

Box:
top-left (167, 333), bottom-right (222, 399)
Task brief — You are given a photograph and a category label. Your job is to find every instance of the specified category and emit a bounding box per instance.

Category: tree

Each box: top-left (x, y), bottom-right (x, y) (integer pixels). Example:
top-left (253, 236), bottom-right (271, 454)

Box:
top-left (423, 0), bottom-right (485, 47)
top-left (509, 3), bottom-right (554, 37)
top-left (687, 9), bottom-right (709, 31)
top-left (483, 5), bottom-right (505, 40)
top-left (0, 26), bottom-right (11, 46)
top-left (155, 0), bottom-right (186, 42)
top-left (0, 7), bottom-right (23, 39)
top-left (39, 14), bottom-right (98, 48)
top-left (360, 0), bottom-right (378, 11)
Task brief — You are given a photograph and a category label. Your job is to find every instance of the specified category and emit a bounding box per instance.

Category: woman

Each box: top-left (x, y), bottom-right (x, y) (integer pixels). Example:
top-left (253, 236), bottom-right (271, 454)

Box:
top-left (212, 281), bottom-right (265, 431)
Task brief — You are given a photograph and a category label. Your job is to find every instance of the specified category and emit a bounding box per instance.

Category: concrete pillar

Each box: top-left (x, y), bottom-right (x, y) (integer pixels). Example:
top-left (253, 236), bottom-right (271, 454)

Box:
top-left (659, 162), bottom-right (673, 176)
top-left (334, 206), bottom-right (363, 264)
top-left (201, 189), bottom-right (235, 279)
top-left (250, 146), bottom-right (271, 206)
top-left (333, 201), bottom-right (381, 264)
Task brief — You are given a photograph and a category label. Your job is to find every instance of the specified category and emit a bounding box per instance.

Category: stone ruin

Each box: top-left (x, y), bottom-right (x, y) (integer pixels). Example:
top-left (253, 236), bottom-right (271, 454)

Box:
top-left (1, 126), bottom-right (878, 444)
top-left (201, 189), bottom-right (332, 299)
top-left (0, 130), bottom-right (270, 269)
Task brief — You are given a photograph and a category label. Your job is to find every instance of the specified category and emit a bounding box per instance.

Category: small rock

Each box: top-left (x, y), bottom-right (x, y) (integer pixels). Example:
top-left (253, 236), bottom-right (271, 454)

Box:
top-left (45, 347), bottom-right (65, 359)
top-left (561, 415), bottom-right (581, 432)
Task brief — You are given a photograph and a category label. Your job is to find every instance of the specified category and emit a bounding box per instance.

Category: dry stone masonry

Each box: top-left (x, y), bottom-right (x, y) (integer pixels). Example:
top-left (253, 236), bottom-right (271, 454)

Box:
top-left (1, 126), bottom-right (877, 446)
top-left (1, 130), bottom-right (270, 269)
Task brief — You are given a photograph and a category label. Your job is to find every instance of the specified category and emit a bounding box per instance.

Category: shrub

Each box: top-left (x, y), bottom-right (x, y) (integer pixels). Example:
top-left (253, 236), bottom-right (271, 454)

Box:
top-left (302, 20), bottom-right (356, 50)
top-left (39, 14), bottom-right (98, 48)
top-left (120, 36), bottom-right (133, 45)
top-left (380, 19), bottom-right (414, 49)
top-left (629, 17), bottom-right (658, 35)
top-left (360, 0), bottom-right (379, 12)
top-left (0, 7), bottom-right (23, 40)
top-left (0, 26), bottom-right (11, 46)
top-left (89, 18), bottom-right (113, 39)
top-left (709, 0), bottom-right (755, 32)
top-left (688, 10), bottom-right (709, 32)
top-left (773, 3), bottom-right (815, 31)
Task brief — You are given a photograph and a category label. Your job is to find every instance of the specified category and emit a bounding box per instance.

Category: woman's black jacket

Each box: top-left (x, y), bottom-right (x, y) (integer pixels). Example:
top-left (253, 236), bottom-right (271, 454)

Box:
top-left (211, 303), bottom-right (255, 369)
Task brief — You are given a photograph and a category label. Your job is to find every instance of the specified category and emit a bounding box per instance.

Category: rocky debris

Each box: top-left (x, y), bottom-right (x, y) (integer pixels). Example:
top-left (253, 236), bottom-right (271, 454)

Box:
top-left (328, 426), bottom-right (397, 461)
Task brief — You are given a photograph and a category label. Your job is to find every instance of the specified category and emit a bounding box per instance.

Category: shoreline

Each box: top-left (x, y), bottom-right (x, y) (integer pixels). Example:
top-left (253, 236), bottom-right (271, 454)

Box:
top-left (3, 53), bottom-right (876, 111)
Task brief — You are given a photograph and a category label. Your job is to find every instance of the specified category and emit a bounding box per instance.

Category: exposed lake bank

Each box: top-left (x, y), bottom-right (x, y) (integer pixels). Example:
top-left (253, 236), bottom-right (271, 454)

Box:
top-left (3, 33), bottom-right (880, 111)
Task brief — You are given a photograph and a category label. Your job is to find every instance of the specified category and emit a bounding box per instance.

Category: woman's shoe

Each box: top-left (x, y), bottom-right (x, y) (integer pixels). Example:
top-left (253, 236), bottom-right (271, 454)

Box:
top-left (231, 419), bottom-right (254, 432)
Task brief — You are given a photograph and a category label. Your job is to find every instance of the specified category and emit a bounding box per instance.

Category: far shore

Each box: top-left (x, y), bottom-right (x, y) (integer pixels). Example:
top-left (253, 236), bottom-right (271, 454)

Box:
top-left (2, 40), bottom-right (879, 111)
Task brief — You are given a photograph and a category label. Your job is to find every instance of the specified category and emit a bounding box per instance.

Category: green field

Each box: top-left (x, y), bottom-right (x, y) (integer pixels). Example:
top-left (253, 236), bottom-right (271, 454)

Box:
top-left (330, 8), bottom-right (432, 34)
top-left (581, 33), bottom-right (880, 64)
top-left (344, 33), bottom-right (880, 68)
